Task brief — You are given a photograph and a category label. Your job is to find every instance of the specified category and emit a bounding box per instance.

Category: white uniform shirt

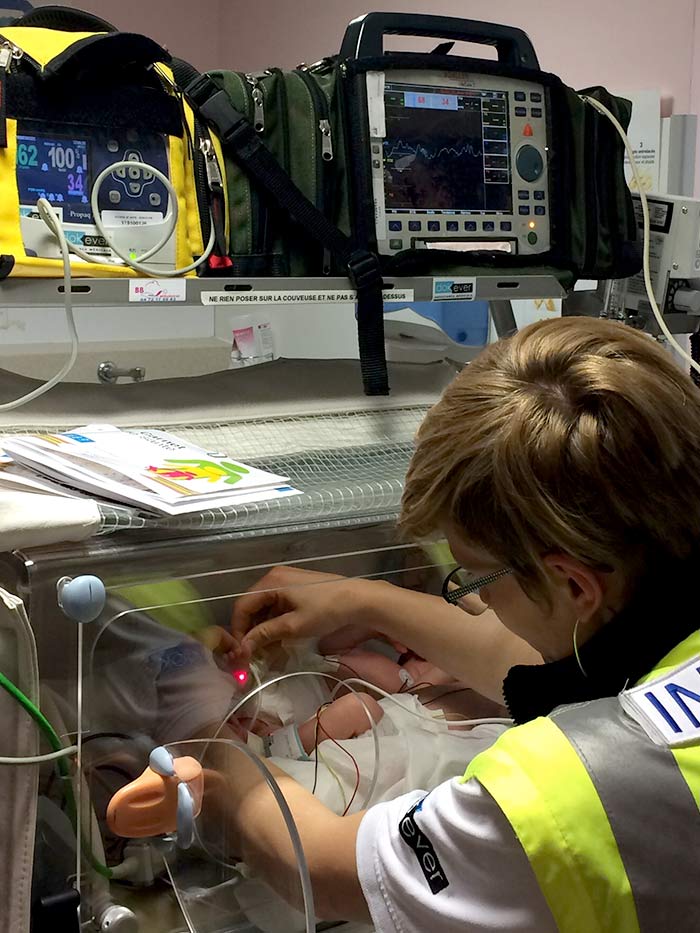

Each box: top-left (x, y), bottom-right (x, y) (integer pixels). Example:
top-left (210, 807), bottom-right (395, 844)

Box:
top-left (356, 776), bottom-right (558, 932)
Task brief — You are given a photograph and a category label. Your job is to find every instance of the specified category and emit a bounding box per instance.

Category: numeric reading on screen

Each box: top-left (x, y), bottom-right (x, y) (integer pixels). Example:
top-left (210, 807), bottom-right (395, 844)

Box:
top-left (18, 139), bottom-right (87, 173)
top-left (17, 135), bottom-right (90, 206)
top-left (47, 142), bottom-right (87, 172)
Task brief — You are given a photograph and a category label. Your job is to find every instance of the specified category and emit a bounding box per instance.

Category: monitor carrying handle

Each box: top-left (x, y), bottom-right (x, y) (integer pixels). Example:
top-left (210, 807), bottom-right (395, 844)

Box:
top-left (340, 12), bottom-right (539, 69)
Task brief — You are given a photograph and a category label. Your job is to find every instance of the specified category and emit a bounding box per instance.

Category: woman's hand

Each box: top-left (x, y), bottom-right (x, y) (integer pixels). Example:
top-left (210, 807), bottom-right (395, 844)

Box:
top-left (230, 566), bottom-right (376, 661)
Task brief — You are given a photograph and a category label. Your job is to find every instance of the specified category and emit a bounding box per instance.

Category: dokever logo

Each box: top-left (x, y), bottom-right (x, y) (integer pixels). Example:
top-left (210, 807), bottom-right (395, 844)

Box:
top-left (399, 800), bottom-right (449, 895)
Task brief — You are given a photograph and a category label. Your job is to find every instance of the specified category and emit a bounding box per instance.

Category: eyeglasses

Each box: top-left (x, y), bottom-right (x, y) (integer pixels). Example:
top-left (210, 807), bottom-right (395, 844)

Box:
top-left (441, 566), bottom-right (512, 605)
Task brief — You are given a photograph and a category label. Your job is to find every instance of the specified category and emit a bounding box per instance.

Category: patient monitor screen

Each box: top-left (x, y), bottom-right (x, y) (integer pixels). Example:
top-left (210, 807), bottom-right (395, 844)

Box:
top-left (383, 82), bottom-right (513, 215)
top-left (17, 134), bottom-right (91, 224)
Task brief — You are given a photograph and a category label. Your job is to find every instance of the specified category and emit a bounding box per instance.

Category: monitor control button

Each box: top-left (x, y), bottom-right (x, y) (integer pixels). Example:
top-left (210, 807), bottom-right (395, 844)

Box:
top-left (516, 145), bottom-right (544, 182)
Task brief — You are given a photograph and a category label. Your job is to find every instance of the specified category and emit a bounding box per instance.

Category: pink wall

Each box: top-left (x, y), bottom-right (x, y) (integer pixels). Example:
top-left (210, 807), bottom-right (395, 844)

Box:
top-left (31, 0), bottom-right (226, 70)
top-left (219, 0), bottom-right (696, 110)
top-left (35, 0), bottom-right (697, 112)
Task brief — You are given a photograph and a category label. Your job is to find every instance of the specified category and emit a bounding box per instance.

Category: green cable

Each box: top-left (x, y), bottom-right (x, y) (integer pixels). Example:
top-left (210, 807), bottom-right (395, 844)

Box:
top-left (0, 670), bottom-right (64, 752)
top-left (0, 670), bottom-right (113, 879)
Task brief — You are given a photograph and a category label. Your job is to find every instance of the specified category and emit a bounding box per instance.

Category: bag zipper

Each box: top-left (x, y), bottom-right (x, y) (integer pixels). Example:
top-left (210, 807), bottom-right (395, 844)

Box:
top-left (245, 72), bottom-right (266, 133)
top-left (295, 65), bottom-right (334, 271)
top-left (194, 127), bottom-right (228, 267)
top-left (0, 41), bottom-right (22, 69)
top-left (200, 136), bottom-right (227, 257)
top-left (0, 40), bottom-right (24, 148)
top-left (192, 118), bottom-right (211, 244)
top-left (0, 38), bottom-right (38, 70)
top-left (295, 65), bottom-right (333, 161)
top-left (231, 71), bottom-right (261, 256)
top-left (265, 67), bottom-right (290, 173)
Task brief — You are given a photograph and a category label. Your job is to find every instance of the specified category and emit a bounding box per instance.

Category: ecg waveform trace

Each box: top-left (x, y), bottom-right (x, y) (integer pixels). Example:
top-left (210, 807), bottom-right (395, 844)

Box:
top-left (385, 139), bottom-right (482, 162)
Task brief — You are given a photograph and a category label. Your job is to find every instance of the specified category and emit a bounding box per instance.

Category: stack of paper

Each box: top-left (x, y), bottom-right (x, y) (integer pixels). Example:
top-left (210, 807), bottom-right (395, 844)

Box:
top-left (1, 425), bottom-right (300, 516)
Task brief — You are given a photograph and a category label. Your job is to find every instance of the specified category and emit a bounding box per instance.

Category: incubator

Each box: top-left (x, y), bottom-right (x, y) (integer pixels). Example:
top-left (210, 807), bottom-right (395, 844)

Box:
top-left (0, 516), bottom-right (475, 932)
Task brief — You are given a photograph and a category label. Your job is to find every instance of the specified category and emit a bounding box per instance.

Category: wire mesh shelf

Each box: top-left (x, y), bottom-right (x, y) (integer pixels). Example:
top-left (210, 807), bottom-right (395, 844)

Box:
top-left (2, 406), bottom-right (428, 538)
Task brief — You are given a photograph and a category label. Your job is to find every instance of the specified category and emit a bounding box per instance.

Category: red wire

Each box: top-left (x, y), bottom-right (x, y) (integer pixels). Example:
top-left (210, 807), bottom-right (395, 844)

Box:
top-left (315, 714), bottom-right (362, 817)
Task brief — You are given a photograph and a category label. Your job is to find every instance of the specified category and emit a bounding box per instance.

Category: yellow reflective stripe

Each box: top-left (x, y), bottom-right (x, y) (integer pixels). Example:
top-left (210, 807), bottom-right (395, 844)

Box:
top-left (0, 28), bottom-right (101, 69)
top-left (635, 629), bottom-right (700, 685)
top-left (465, 718), bottom-right (639, 933)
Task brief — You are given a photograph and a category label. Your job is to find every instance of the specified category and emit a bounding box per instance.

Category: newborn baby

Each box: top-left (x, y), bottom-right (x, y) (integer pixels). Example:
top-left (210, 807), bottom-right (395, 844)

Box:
top-left (107, 630), bottom-right (510, 933)
top-left (242, 646), bottom-right (505, 762)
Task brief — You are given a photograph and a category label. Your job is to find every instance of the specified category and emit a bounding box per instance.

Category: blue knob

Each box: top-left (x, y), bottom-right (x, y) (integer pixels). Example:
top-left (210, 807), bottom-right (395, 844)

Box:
top-left (57, 575), bottom-right (106, 624)
top-left (149, 746), bottom-right (176, 777)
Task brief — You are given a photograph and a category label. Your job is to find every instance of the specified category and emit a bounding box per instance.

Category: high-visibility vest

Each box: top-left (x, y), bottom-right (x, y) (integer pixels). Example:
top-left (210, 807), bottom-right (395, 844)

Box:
top-left (464, 630), bottom-right (700, 933)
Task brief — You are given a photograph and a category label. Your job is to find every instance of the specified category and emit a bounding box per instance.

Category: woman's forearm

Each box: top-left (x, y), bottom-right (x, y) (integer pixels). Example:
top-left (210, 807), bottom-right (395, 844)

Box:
top-left (204, 747), bottom-right (368, 921)
top-left (351, 581), bottom-right (541, 703)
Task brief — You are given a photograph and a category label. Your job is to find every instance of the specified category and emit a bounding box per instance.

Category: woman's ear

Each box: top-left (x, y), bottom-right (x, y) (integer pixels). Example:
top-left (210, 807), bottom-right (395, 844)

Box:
top-left (542, 553), bottom-right (605, 624)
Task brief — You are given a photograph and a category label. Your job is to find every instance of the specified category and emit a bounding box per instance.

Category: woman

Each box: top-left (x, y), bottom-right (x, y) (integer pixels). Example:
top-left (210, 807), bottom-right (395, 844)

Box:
top-left (219, 317), bottom-right (700, 931)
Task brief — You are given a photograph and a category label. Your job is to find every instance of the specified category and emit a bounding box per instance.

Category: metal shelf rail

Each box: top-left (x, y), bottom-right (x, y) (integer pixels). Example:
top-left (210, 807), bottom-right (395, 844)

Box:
top-left (0, 273), bottom-right (567, 307)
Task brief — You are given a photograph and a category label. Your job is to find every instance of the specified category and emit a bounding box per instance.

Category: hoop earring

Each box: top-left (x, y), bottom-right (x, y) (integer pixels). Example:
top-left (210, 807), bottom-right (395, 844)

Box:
top-left (573, 618), bottom-right (587, 678)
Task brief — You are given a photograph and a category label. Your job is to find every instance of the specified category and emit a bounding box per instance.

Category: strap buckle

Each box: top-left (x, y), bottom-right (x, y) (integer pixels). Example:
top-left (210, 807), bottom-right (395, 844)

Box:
top-left (186, 77), bottom-right (253, 149)
top-left (347, 249), bottom-right (382, 292)
top-left (184, 73), bottom-right (218, 107)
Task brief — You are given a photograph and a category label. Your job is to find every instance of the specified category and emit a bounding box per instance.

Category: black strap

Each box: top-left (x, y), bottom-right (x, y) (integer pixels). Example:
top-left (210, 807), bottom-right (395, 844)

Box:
top-left (185, 72), bottom-right (389, 396)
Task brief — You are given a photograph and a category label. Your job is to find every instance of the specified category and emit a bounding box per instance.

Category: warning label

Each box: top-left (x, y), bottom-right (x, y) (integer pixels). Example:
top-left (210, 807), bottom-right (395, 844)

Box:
top-left (200, 289), bottom-right (414, 306)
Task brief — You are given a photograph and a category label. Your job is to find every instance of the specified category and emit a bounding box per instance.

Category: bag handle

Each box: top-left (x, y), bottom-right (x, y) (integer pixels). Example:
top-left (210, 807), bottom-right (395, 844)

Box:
top-left (14, 4), bottom-right (118, 32)
top-left (41, 32), bottom-right (171, 80)
top-left (340, 12), bottom-right (539, 69)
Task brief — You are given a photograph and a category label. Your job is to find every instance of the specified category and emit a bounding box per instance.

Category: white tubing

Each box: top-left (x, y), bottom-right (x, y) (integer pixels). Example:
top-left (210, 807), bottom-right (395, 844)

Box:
top-left (580, 94), bottom-right (700, 378)
top-left (211, 670), bottom-right (382, 810)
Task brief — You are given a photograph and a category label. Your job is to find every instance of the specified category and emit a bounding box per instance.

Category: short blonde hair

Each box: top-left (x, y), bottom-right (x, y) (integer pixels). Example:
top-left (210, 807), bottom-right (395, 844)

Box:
top-left (401, 317), bottom-right (700, 595)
